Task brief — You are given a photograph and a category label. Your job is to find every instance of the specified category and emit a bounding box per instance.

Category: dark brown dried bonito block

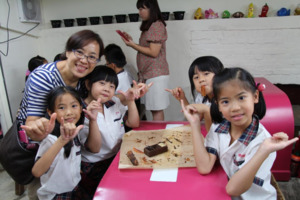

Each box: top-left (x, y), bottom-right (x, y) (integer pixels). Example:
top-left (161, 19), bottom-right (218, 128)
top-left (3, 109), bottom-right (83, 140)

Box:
top-left (144, 142), bottom-right (168, 157)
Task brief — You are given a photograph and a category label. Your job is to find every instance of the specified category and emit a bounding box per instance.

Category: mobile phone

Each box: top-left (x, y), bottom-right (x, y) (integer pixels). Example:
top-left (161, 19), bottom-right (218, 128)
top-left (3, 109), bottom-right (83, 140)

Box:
top-left (116, 30), bottom-right (129, 41)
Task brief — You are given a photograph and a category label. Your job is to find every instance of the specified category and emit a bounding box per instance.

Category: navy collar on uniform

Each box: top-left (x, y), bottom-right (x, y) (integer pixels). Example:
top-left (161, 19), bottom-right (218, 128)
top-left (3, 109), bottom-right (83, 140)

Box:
top-left (83, 99), bottom-right (115, 110)
top-left (104, 100), bottom-right (115, 108)
top-left (117, 69), bottom-right (125, 74)
top-left (215, 115), bottom-right (259, 146)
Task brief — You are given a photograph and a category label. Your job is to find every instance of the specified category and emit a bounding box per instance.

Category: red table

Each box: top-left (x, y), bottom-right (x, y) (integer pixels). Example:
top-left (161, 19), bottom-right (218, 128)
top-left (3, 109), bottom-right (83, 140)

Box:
top-left (94, 77), bottom-right (294, 199)
top-left (94, 121), bottom-right (230, 200)
top-left (132, 78), bottom-right (295, 181)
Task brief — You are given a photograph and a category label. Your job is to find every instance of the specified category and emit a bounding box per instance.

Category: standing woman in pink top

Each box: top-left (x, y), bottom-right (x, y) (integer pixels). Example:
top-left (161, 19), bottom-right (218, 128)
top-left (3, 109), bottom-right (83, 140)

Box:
top-left (119, 0), bottom-right (169, 121)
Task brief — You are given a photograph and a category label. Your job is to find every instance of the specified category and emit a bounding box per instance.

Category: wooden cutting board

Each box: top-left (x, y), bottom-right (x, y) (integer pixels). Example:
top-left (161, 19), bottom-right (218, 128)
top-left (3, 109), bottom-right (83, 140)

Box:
top-left (119, 125), bottom-right (196, 169)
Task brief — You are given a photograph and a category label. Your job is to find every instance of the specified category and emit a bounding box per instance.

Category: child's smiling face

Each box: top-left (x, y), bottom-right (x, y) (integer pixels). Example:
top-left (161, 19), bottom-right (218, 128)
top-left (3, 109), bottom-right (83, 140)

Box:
top-left (51, 93), bottom-right (82, 124)
top-left (217, 79), bottom-right (259, 130)
top-left (193, 68), bottom-right (215, 98)
top-left (90, 80), bottom-right (116, 103)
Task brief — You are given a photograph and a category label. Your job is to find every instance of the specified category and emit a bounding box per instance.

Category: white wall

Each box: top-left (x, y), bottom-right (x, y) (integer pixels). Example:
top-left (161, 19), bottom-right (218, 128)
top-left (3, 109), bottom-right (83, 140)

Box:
top-left (0, 0), bottom-right (43, 132)
top-left (0, 0), bottom-right (300, 122)
top-left (0, 57), bottom-right (12, 133)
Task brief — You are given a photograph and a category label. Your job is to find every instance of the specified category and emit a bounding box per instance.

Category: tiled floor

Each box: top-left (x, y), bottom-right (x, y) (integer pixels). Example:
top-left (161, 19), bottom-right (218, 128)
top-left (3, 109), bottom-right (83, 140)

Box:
top-left (0, 167), bottom-right (28, 200)
top-left (1, 106), bottom-right (300, 200)
top-left (278, 177), bottom-right (300, 200)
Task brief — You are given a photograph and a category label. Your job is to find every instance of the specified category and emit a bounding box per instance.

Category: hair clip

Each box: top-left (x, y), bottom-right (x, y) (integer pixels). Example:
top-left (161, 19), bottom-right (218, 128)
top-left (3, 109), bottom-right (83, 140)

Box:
top-left (25, 69), bottom-right (31, 76)
top-left (256, 83), bottom-right (266, 92)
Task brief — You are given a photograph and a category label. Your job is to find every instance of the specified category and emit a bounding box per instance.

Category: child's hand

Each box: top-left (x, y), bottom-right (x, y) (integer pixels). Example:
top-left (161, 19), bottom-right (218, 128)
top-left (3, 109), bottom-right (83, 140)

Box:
top-left (132, 80), bottom-right (153, 98)
top-left (165, 87), bottom-right (186, 101)
top-left (118, 88), bottom-right (139, 102)
top-left (21, 113), bottom-right (57, 141)
top-left (189, 103), bottom-right (210, 121)
top-left (181, 100), bottom-right (201, 124)
top-left (119, 81), bottom-right (153, 100)
top-left (261, 132), bottom-right (299, 153)
top-left (83, 98), bottom-right (102, 120)
top-left (59, 117), bottom-right (83, 143)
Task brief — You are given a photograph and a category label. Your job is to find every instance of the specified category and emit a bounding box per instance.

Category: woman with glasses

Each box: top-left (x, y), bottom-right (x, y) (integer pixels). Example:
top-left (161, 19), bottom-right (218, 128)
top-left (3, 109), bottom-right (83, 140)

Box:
top-left (17, 29), bottom-right (103, 200)
top-left (119, 0), bottom-right (169, 121)
top-left (18, 29), bottom-right (104, 142)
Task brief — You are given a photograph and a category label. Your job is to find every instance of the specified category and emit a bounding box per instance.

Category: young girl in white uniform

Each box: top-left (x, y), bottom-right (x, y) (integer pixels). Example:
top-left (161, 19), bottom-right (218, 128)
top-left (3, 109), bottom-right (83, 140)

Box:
top-left (166, 56), bottom-right (224, 106)
top-left (166, 56), bottom-right (223, 131)
top-left (181, 67), bottom-right (298, 200)
top-left (76, 66), bottom-right (140, 199)
top-left (24, 86), bottom-right (101, 200)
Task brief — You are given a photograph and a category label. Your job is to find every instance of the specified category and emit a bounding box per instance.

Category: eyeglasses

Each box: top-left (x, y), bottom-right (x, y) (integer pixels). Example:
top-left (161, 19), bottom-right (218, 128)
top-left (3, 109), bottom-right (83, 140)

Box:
top-left (72, 49), bottom-right (100, 63)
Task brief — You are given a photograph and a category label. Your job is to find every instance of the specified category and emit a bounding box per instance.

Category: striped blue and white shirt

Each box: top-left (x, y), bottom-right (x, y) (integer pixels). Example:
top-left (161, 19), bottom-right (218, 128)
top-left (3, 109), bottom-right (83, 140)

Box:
top-left (17, 62), bottom-right (83, 123)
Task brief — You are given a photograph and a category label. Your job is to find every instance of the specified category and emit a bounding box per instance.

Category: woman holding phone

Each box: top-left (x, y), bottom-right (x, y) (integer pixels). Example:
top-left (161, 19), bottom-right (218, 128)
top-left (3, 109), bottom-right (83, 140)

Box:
top-left (119, 0), bottom-right (169, 121)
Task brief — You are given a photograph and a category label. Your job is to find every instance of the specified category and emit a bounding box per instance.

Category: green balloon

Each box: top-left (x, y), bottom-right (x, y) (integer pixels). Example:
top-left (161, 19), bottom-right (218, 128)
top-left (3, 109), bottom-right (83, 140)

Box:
top-left (222, 10), bottom-right (230, 18)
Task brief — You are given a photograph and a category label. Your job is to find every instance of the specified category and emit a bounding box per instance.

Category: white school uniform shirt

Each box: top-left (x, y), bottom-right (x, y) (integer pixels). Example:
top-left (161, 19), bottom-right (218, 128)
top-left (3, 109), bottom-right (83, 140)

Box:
top-left (115, 70), bottom-right (133, 94)
top-left (194, 92), bottom-right (211, 106)
top-left (194, 92), bottom-right (204, 104)
top-left (79, 96), bottom-right (127, 163)
top-left (205, 116), bottom-right (276, 200)
top-left (36, 134), bottom-right (82, 200)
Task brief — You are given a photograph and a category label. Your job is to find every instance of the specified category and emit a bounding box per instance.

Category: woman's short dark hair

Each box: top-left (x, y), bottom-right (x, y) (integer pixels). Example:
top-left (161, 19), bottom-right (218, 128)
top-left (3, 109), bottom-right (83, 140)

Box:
top-left (64, 30), bottom-right (104, 59)
top-left (188, 56), bottom-right (224, 100)
top-left (210, 67), bottom-right (266, 123)
top-left (137, 0), bottom-right (166, 31)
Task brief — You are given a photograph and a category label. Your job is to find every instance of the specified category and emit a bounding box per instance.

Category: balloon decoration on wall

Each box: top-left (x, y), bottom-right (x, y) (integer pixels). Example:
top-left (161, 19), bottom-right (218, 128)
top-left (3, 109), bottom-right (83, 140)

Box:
top-left (232, 12), bottom-right (244, 18)
top-left (259, 4), bottom-right (269, 17)
top-left (204, 9), bottom-right (219, 19)
top-left (277, 8), bottom-right (291, 16)
top-left (294, 4), bottom-right (300, 15)
top-left (247, 3), bottom-right (254, 18)
top-left (222, 10), bottom-right (230, 19)
top-left (194, 8), bottom-right (203, 19)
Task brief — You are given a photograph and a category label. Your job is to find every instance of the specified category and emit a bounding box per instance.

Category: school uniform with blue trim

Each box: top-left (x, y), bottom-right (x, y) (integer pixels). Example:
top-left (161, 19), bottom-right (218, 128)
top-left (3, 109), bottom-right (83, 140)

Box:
top-left (205, 116), bottom-right (276, 200)
top-left (79, 96), bottom-right (127, 162)
top-left (75, 96), bottom-right (127, 199)
top-left (36, 135), bottom-right (82, 200)
top-left (194, 92), bottom-right (211, 106)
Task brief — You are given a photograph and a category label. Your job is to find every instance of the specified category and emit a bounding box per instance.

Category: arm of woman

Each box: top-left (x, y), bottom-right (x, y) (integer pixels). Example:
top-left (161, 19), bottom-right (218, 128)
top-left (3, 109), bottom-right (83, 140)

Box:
top-left (25, 116), bottom-right (50, 141)
top-left (24, 113), bottom-right (59, 141)
top-left (226, 133), bottom-right (299, 197)
top-left (120, 31), bottom-right (161, 57)
top-left (128, 42), bottom-right (162, 58)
